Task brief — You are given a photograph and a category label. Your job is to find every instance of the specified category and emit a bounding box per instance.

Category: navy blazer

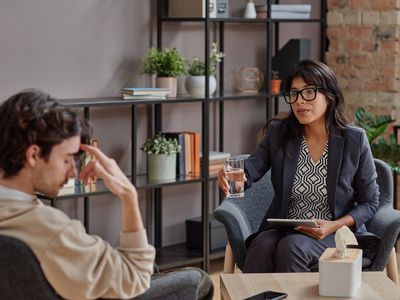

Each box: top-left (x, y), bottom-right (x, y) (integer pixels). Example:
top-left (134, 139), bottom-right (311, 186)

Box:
top-left (244, 120), bottom-right (380, 235)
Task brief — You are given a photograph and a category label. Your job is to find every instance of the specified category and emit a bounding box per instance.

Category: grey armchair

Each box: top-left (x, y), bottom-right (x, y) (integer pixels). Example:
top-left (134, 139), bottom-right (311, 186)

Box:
top-left (0, 234), bottom-right (206, 299)
top-left (214, 158), bottom-right (400, 283)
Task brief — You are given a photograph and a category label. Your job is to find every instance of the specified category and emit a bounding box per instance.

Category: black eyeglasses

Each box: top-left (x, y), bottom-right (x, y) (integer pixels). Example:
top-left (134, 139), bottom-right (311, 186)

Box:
top-left (282, 87), bottom-right (324, 104)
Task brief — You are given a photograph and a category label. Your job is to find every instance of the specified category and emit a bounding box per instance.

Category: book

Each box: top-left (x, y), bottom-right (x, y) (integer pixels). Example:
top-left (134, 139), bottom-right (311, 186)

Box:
top-left (121, 87), bottom-right (170, 96)
top-left (271, 4), bottom-right (311, 13)
top-left (184, 133), bottom-right (192, 175)
top-left (271, 11), bottom-right (310, 19)
top-left (201, 151), bottom-right (231, 161)
top-left (164, 132), bottom-right (186, 176)
top-left (184, 131), bottom-right (201, 176)
top-left (121, 94), bottom-right (167, 100)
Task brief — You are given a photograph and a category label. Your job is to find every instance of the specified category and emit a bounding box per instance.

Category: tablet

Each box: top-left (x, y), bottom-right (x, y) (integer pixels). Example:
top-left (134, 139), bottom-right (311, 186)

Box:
top-left (267, 218), bottom-right (319, 230)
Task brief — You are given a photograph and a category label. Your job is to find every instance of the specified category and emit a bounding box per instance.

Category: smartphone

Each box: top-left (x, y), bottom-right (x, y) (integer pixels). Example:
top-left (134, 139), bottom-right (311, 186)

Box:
top-left (243, 290), bottom-right (288, 300)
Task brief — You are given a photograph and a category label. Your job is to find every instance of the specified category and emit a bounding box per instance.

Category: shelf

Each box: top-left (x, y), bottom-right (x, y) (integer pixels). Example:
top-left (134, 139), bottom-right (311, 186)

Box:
top-left (39, 180), bottom-right (111, 201)
top-left (156, 242), bottom-right (225, 270)
top-left (135, 174), bottom-right (202, 188)
top-left (58, 91), bottom-right (278, 108)
top-left (38, 174), bottom-right (203, 201)
top-left (59, 96), bottom-right (203, 107)
top-left (160, 17), bottom-right (324, 24)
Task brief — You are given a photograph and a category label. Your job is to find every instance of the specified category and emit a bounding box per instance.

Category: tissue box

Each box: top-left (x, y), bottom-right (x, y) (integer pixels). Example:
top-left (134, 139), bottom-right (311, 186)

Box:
top-left (319, 248), bottom-right (362, 297)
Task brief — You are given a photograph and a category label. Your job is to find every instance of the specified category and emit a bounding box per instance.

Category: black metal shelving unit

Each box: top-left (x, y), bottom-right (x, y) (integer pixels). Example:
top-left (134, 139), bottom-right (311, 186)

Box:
top-left (42, 0), bottom-right (327, 273)
top-left (155, 0), bottom-right (326, 272)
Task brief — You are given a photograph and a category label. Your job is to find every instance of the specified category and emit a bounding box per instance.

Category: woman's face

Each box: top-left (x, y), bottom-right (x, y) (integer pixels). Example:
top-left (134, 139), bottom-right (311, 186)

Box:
top-left (290, 76), bottom-right (329, 126)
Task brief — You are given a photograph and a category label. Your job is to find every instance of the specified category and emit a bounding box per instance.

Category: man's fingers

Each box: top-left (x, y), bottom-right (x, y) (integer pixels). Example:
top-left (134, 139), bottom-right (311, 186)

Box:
top-left (80, 144), bottom-right (112, 169)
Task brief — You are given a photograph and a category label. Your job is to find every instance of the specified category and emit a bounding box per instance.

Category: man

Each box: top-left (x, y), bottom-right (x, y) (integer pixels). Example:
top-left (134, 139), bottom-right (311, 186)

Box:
top-left (0, 90), bottom-right (213, 299)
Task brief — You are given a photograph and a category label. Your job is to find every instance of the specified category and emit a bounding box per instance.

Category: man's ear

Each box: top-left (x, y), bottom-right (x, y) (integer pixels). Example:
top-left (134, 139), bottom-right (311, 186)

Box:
top-left (26, 145), bottom-right (41, 167)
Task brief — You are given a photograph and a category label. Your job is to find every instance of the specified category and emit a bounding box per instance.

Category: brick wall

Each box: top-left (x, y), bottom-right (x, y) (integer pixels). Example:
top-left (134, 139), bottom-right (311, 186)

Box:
top-left (326, 0), bottom-right (400, 121)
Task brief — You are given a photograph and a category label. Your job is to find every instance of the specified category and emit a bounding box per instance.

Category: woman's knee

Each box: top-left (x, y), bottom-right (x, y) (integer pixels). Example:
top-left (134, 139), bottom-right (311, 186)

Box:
top-left (276, 234), bottom-right (309, 255)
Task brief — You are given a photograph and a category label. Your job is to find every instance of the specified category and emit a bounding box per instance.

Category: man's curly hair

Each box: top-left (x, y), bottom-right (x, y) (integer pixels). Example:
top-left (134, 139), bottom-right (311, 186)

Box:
top-left (0, 89), bottom-right (90, 178)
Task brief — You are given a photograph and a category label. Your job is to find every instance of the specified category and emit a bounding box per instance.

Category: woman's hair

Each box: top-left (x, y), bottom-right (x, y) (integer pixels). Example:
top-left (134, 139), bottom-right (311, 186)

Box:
top-left (0, 89), bottom-right (90, 178)
top-left (266, 59), bottom-right (348, 141)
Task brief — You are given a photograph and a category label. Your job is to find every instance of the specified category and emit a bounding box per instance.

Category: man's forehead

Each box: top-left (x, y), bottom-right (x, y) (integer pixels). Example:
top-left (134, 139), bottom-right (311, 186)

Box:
top-left (55, 136), bottom-right (81, 154)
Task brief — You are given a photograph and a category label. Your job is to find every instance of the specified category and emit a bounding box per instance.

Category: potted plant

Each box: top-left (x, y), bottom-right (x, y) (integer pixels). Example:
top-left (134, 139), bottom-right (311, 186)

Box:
top-left (140, 133), bottom-right (181, 180)
top-left (140, 47), bottom-right (186, 97)
top-left (270, 70), bottom-right (282, 95)
top-left (354, 107), bottom-right (400, 174)
top-left (185, 42), bottom-right (224, 98)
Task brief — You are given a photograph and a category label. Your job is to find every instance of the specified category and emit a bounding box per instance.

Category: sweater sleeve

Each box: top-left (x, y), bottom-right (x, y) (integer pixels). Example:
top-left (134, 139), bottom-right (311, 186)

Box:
top-left (40, 220), bottom-right (155, 300)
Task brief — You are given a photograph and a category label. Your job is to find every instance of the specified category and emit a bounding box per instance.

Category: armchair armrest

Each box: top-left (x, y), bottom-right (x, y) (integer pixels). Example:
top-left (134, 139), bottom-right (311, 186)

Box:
top-left (214, 200), bottom-right (252, 270)
top-left (365, 206), bottom-right (400, 271)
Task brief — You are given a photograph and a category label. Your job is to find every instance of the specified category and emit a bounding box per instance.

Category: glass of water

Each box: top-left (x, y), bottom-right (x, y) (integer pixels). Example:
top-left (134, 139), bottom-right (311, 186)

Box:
top-left (225, 157), bottom-right (245, 198)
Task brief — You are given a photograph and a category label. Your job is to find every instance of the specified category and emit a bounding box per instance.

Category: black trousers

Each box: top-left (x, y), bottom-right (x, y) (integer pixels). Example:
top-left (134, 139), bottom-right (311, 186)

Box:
top-left (243, 229), bottom-right (335, 273)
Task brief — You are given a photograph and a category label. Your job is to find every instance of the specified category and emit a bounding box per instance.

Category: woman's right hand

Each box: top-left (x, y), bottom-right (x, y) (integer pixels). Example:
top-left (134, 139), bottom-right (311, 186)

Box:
top-left (217, 166), bottom-right (230, 197)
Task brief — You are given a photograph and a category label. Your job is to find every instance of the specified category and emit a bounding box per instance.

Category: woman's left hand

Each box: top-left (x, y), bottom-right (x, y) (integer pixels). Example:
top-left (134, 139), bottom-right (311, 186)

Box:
top-left (295, 219), bottom-right (339, 240)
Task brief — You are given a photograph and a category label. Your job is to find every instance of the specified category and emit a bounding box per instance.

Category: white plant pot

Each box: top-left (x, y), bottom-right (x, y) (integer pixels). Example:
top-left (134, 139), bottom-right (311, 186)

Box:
top-left (147, 153), bottom-right (176, 181)
top-left (185, 75), bottom-right (217, 98)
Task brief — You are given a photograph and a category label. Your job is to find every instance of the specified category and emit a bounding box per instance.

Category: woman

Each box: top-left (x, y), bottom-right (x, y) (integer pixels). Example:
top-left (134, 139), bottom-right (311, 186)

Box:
top-left (217, 60), bottom-right (379, 273)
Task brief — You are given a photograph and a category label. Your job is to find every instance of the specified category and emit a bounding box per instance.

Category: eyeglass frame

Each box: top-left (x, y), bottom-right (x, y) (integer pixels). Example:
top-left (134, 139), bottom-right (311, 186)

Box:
top-left (281, 87), bottom-right (325, 104)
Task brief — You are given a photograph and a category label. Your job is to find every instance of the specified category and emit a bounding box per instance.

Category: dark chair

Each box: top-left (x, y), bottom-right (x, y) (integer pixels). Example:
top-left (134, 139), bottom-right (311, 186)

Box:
top-left (0, 234), bottom-right (205, 299)
top-left (0, 234), bottom-right (63, 300)
top-left (214, 159), bottom-right (400, 283)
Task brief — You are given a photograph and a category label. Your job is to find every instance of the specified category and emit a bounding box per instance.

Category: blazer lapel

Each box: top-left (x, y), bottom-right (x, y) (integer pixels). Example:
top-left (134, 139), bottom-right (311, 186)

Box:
top-left (282, 136), bottom-right (302, 217)
top-left (327, 128), bottom-right (344, 219)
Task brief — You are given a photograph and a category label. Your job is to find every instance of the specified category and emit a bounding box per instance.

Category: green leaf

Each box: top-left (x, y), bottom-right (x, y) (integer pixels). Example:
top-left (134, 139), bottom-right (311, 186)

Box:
top-left (140, 48), bottom-right (187, 77)
top-left (355, 107), bottom-right (399, 174)
top-left (140, 132), bottom-right (180, 155)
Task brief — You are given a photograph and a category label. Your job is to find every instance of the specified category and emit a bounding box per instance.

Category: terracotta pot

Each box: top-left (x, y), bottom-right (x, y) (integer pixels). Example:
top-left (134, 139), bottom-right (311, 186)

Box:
top-left (270, 79), bottom-right (282, 95)
top-left (156, 77), bottom-right (177, 98)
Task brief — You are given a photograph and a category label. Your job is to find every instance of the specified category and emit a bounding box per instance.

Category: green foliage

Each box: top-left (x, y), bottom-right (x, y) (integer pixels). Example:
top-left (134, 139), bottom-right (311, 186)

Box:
top-left (354, 107), bottom-right (396, 144)
top-left (354, 107), bottom-right (400, 174)
top-left (140, 133), bottom-right (180, 155)
top-left (187, 43), bottom-right (224, 76)
top-left (140, 48), bottom-right (187, 77)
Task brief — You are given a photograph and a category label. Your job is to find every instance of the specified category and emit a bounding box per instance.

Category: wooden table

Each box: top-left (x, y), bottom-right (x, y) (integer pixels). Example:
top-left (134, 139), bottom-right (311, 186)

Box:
top-left (220, 272), bottom-right (400, 300)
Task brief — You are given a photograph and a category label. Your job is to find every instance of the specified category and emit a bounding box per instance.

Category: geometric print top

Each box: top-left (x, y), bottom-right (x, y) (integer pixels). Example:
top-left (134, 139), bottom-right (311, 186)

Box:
top-left (287, 137), bottom-right (332, 220)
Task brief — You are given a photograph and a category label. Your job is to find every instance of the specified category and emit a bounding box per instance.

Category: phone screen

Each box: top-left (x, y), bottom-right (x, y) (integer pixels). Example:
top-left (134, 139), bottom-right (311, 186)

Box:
top-left (243, 290), bottom-right (288, 300)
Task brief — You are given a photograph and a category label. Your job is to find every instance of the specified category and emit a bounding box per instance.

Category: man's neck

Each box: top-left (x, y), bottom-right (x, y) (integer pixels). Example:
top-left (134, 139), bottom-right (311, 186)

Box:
top-left (0, 171), bottom-right (35, 195)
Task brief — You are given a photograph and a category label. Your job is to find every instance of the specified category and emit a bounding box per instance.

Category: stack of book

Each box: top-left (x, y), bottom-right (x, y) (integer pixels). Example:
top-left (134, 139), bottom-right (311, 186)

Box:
top-left (120, 88), bottom-right (170, 100)
top-left (201, 151), bottom-right (231, 176)
top-left (270, 4), bottom-right (311, 19)
top-left (164, 132), bottom-right (201, 177)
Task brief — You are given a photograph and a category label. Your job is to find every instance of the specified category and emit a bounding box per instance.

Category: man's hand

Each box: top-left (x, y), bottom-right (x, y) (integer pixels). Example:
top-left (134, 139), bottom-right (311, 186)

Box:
top-left (79, 144), bottom-right (142, 232)
top-left (79, 144), bottom-right (136, 199)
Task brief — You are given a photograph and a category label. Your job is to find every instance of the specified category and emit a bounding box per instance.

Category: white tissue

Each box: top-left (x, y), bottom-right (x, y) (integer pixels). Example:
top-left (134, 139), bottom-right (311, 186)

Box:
top-left (334, 226), bottom-right (358, 258)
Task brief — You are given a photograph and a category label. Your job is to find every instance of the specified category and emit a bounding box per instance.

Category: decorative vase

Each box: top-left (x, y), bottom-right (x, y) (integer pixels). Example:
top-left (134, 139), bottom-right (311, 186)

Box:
top-left (244, 0), bottom-right (257, 19)
top-left (235, 67), bottom-right (264, 93)
top-left (185, 75), bottom-right (217, 98)
top-left (156, 77), bottom-right (177, 98)
top-left (147, 153), bottom-right (176, 181)
top-left (270, 79), bottom-right (282, 95)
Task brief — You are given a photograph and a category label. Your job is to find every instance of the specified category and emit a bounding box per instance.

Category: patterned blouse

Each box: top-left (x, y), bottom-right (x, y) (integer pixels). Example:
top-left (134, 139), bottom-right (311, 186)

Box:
top-left (287, 137), bottom-right (332, 220)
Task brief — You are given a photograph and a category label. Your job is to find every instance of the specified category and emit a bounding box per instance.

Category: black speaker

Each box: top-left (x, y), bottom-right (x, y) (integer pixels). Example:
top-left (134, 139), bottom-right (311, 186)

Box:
top-left (272, 39), bottom-right (311, 91)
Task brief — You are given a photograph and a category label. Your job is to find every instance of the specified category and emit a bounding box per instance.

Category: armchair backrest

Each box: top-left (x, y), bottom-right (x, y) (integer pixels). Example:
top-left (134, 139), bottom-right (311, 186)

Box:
top-left (0, 234), bottom-right (63, 300)
top-left (373, 158), bottom-right (393, 208)
top-left (214, 170), bottom-right (274, 269)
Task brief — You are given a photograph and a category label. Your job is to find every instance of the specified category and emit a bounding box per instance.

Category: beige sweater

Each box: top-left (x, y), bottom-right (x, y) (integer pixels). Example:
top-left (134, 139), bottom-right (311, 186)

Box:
top-left (0, 186), bottom-right (155, 300)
